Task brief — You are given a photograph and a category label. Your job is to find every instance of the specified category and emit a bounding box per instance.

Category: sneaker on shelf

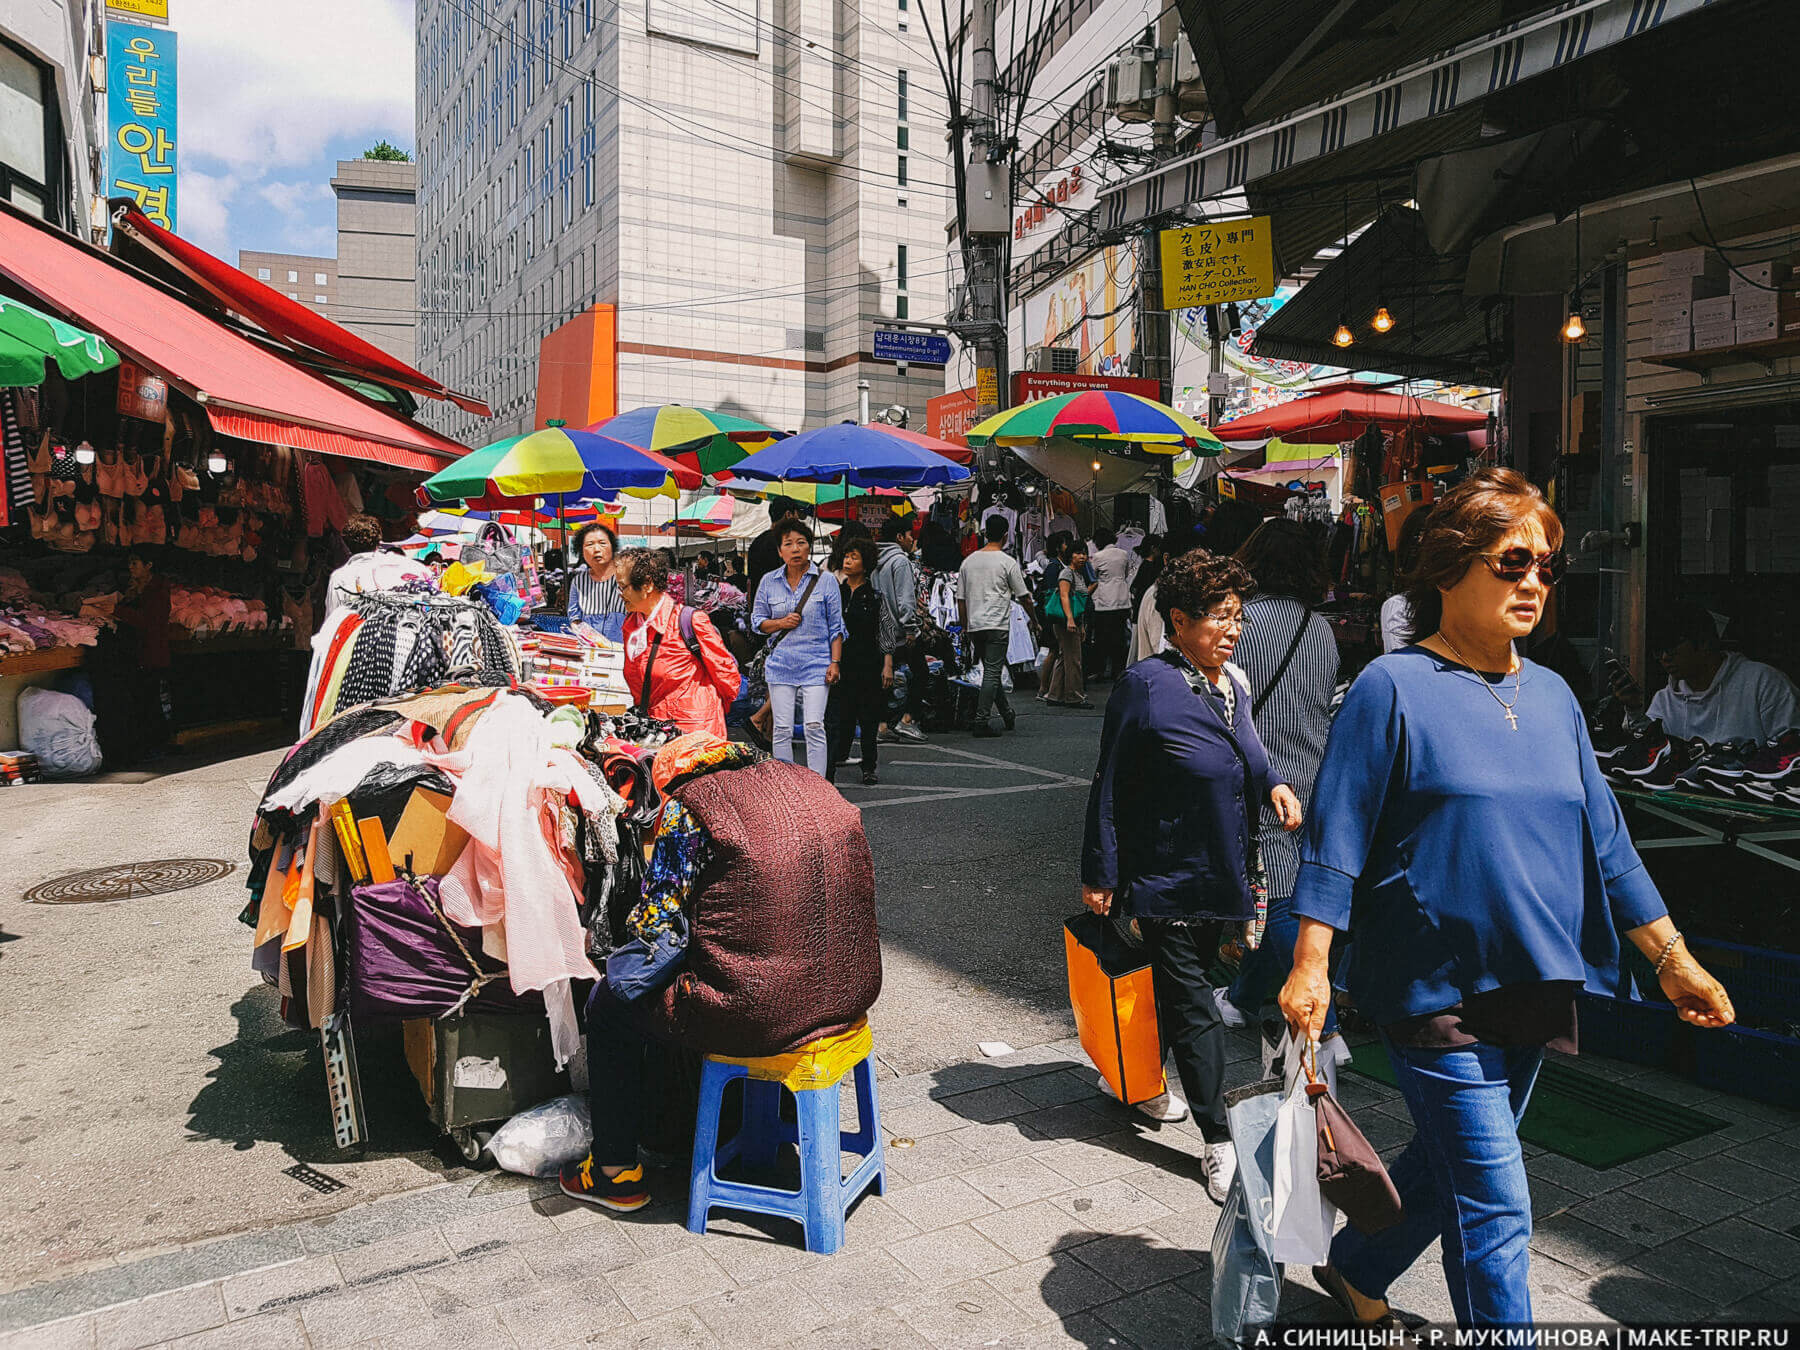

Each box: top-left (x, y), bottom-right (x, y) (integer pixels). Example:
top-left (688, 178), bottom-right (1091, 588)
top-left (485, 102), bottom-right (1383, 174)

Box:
top-left (559, 1156), bottom-right (651, 1213)
top-left (1094, 1072), bottom-right (1189, 1123)
top-left (1212, 986), bottom-right (1246, 1028)
top-left (1623, 737), bottom-right (1702, 792)
top-left (1604, 728), bottom-right (1671, 782)
top-left (1202, 1139), bottom-right (1238, 1204)
top-left (892, 720), bottom-right (927, 744)
top-left (1743, 729), bottom-right (1800, 781)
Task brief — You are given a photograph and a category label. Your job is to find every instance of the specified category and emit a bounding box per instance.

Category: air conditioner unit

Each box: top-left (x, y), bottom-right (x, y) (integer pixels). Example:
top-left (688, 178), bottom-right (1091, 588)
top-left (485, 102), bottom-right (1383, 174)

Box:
top-left (1175, 38), bottom-right (1210, 123)
top-left (1027, 346), bottom-right (1081, 373)
top-left (1105, 46), bottom-right (1158, 123)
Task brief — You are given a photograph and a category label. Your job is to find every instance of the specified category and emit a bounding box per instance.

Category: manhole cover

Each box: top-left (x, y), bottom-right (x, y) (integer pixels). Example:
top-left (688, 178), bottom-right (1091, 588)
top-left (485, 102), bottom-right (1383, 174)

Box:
top-left (22, 859), bottom-right (236, 905)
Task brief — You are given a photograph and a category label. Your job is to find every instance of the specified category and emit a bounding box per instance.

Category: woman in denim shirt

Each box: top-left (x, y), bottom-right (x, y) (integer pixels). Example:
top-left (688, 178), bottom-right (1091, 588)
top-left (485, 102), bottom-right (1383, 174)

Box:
top-left (752, 520), bottom-right (846, 776)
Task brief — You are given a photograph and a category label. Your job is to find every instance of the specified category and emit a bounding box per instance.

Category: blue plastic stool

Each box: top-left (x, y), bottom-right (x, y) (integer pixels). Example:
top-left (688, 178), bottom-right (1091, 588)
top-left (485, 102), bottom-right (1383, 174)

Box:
top-left (686, 1019), bottom-right (885, 1254)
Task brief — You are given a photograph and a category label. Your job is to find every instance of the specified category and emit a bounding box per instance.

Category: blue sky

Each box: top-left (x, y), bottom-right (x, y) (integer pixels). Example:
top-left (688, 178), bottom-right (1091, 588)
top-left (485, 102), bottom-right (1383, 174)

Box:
top-left (172, 0), bottom-right (415, 265)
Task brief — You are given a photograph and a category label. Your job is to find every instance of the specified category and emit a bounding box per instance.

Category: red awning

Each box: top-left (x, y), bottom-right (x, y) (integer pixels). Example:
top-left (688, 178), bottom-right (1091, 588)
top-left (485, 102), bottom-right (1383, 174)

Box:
top-left (0, 204), bottom-right (467, 474)
top-left (1210, 379), bottom-right (1489, 443)
top-left (113, 205), bottom-right (490, 416)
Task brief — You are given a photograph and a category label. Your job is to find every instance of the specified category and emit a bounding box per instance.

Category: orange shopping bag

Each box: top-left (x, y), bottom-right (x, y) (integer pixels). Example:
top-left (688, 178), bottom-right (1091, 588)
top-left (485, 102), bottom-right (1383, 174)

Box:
top-left (1064, 913), bottom-right (1166, 1106)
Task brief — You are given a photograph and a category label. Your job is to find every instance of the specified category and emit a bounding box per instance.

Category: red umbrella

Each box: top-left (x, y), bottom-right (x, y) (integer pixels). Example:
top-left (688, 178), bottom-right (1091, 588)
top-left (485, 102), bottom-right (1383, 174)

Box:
top-left (860, 423), bottom-right (977, 465)
top-left (1210, 379), bottom-right (1487, 444)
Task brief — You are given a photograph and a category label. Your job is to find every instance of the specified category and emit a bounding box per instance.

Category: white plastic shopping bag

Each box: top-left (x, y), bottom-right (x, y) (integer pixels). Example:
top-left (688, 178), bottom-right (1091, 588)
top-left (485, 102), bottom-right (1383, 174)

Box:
top-left (1267, 1031), bottom-right (1339, 1266)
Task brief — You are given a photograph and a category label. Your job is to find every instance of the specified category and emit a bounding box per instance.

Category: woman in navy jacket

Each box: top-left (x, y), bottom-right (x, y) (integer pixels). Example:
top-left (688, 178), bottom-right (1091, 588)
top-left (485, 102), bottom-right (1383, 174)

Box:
top-left (1082, 549), bottom-right (1302, 1202)
top-left (1281, 469), bottom-right (1733, 1328)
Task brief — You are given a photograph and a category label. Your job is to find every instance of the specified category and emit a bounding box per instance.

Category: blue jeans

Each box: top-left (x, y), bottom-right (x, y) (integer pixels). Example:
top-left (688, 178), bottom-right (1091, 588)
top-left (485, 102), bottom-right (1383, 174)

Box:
top-left (1332, 1036), bottom-right (1543, 1326)
top-left (1229, 892), bottom-right (1338, 1037)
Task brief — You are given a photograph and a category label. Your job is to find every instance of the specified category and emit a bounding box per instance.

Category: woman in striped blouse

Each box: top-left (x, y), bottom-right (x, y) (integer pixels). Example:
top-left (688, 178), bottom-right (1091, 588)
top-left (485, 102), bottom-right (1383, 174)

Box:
top-left (565, 522), bottom-right (624, 625)
top-left (1223, 518), bottom-right (1341, 1039)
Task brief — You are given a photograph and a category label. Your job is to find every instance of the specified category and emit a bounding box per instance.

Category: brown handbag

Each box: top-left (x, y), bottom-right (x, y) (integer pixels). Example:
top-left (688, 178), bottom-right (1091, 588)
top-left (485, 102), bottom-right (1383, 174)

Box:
top-left (1303, 1051), bottom-right (1404, 1234)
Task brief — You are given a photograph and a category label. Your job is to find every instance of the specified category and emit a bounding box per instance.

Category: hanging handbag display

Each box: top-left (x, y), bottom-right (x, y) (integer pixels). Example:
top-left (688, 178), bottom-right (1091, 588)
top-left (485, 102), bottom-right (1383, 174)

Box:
top-left (1063, 910), bottom-right (1165, 1107)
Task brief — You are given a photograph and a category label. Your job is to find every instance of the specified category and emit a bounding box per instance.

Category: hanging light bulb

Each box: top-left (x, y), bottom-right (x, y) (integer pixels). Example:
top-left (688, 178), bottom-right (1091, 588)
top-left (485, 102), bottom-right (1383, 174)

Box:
top-left (1090, 458), bottom-right (1102, 474)
top-left (73, 442), bottom-right (96, 465)
top-left (207, 452), bottom-right (230, 474)
top-left (1371, 304), bottom-right (1395, 334)
top-left (1332, 318), bottom-right (1355, 349)
top-left (1562, 303), bottom-right (1587, 343)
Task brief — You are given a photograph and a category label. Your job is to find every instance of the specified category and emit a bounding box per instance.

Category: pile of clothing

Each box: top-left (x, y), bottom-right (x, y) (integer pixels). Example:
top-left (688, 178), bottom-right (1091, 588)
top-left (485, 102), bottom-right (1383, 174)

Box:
top-left (244, 685), bottom-right (679, 1068)
top-left (168, 585), bottom-right (271, 635)
top-left (302, 589), bottom-right (522, 733)
top-left (0, 602), bottom-right (101, 654)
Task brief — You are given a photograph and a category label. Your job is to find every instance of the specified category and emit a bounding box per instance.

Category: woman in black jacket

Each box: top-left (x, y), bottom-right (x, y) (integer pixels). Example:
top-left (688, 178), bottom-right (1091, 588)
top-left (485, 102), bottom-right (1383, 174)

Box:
top-left (828, 538), bottom-right (900, 786)
top-left (1080, 549), bottom-right (1303, 1200)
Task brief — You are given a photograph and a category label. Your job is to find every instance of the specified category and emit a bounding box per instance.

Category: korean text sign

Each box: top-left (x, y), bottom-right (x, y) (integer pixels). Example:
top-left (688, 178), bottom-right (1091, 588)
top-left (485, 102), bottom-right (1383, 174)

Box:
top-left (1159, 216), bottom-right (1273, 308)
top-left (107, 24), bottom-right (178, 230)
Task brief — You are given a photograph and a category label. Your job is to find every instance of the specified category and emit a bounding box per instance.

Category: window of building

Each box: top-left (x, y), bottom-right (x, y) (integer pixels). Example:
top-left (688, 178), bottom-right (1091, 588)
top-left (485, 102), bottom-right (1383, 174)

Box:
top-left (315, 294), bottom-right (328, 304)
top-left (896, 295), bottom-right (909, 320)
top-left (256, 267), bottom-right (271, 280)
top-left (897, 0), bottom-right (907, 27)
top-left (285, 270), bottom-right (296, 283)
top-left (897, 125), bottom-right (909, 150)
top-left (288, 292), bottom-right (298, 300)
top-left (314, 272), bottom-right (327, 285)
top-left (561, 0), bottom-right (573, 58)
top-left (896, 156), bottom-right (907, 186)
top-left (897, 70), bottom-right (908, 122)
top-left (897, 244), bottom-right (908, 289)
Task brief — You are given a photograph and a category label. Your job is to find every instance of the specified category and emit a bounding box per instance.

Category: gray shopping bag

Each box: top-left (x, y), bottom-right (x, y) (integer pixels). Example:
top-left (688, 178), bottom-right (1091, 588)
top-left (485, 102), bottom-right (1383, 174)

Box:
top-left (1210, 1075), bottom-right (1285, 1347)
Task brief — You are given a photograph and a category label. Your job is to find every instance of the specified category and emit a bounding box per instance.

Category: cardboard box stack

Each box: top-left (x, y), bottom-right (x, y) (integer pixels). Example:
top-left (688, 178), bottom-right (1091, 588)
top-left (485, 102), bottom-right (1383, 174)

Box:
top-left (1649, 248), bottom-right (1727, 354)
top-left (1732, 258), bottom-right (1789, 345)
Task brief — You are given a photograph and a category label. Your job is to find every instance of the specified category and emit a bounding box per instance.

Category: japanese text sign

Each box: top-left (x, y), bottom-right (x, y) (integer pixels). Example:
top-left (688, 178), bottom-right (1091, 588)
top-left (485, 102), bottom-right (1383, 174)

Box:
top-left (1159, 216), bottom-right (1273, 308)
top-left (107, 24), bottom-right (179, 230)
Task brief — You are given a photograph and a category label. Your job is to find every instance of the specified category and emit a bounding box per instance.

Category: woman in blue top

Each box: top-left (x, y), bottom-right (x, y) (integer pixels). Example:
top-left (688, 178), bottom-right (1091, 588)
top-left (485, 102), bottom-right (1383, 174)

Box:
top-left (1280, 468), bottom-right (1733, 1328)
top-left (564, 522), bottom-right (624, 627)
top-left (1082, 549), bottom-right (1302, 1201)
top-left (752, 519), bottom-right (846, 776)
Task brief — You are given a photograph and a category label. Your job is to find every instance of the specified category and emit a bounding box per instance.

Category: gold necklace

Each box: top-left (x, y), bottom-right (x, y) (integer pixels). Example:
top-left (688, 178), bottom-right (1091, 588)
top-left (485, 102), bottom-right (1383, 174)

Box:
top-left (1437, 633), bottom-right (1522, 731)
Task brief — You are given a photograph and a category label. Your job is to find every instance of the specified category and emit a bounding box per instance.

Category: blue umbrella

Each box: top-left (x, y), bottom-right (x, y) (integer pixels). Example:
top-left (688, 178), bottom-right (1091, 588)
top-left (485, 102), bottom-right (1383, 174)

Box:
top-left (727, 421), bottom-right (973, 489)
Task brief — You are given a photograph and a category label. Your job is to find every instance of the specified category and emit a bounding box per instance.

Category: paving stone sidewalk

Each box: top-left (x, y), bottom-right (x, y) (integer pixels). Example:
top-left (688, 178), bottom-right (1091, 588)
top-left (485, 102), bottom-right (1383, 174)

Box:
top-left (4, 1033), bottom-right (1799, 1350)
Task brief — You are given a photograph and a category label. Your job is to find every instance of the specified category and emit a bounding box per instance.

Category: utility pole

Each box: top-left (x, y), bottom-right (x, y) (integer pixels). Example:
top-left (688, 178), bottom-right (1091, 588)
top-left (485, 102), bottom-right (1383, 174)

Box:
top-left (963, 0), bottom-right (1011, 467)
top-left (1138, 7), bottom-right (1181, 405)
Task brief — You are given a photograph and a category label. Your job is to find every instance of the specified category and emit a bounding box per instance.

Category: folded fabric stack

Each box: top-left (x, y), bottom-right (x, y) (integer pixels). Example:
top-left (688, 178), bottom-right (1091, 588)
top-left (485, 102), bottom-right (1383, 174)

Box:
top-left (529, 630), bottom-right (630, 702)
top-left (0, 604), bottom-right (101, 654)
top-left (0, 750), bottom-right (42, 785)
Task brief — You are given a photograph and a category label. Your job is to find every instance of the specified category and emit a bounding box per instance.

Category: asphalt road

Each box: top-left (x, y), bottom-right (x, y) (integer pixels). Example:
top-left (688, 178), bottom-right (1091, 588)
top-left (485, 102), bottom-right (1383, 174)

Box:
top-left (0, 693), bottom-right (1109, 1294)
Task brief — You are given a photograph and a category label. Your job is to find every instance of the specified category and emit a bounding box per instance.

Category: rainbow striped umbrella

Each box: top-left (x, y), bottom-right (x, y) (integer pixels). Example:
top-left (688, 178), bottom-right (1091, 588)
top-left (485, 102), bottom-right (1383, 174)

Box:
top-left (584, 405), bottom-right (784, 478)
top-left (657, 494), bottom-right (737, 535)
top-left (422, 424), bottom-right (684, 506)
top-left (965, 391), bottom-right (1225, 454)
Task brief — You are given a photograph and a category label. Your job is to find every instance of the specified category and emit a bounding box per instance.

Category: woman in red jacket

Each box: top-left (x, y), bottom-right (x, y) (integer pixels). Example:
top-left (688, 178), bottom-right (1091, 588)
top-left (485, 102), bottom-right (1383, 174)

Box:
top-left (619, 549), bottom-right (740, 737)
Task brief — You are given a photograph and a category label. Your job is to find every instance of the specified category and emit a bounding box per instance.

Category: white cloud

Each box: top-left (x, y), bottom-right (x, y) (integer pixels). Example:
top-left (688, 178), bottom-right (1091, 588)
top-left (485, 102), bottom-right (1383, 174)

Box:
top-left (258, 180), bottom-right (334, 215)
top-left (176, 165), bottom-right (240, 256)
top-left (179, 0), bottom-right (415, 176)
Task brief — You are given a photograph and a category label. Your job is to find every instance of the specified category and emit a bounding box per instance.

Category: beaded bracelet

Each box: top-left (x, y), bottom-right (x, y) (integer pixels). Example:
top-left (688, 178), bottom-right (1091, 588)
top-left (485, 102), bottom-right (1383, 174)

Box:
top-left (1653, 929), bottom-right (1684, 976)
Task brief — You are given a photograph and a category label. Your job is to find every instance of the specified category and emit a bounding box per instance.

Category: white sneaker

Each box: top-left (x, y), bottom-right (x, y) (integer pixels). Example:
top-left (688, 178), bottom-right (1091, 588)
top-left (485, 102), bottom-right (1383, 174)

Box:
top-left (892, 720), bottom-right (927, 743)
top-left (1212, 986), bottom-right (1246, 1028)
top-left (1202, 1139), bottom-right (1238, 1203)
top-left (1095, 1073), bottom-right (1190, 1123)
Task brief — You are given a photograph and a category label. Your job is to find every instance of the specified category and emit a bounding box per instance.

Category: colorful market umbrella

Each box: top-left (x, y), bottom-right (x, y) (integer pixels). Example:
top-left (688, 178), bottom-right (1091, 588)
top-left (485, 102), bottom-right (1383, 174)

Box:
top-left (726, 421), bottom-right (972, 489)
top-left (965, 391), bottom-right (1224, 454)
top-left (421, 423), bottom-right (682, 506)
top-left (656, 494), bottom-right (736, 535)
top-left (1209, 378), bottom-right (1487, 443)
top-left (584, 405), bottom-right (784, 479)
top-left (0, 295), bottom-right (119, 387)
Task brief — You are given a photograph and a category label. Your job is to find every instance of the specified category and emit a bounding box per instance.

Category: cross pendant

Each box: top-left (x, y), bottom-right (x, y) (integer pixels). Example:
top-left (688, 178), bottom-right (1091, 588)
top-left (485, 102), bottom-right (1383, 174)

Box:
top-left (1504, 709), bottom-right (1519, 731)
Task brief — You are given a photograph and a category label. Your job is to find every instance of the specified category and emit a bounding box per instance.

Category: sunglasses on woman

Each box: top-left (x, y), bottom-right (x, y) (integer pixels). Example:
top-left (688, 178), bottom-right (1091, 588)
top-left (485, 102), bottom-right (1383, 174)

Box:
top-left (1479, 547), bottom-right (1566, 584)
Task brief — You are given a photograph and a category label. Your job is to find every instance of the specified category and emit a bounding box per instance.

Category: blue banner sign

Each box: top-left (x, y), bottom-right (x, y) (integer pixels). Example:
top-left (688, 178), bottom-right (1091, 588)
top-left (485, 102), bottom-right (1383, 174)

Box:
top-left (873, 329), bottom-right (951, 366)
top-left (106, 24), bottom-right (178, 230)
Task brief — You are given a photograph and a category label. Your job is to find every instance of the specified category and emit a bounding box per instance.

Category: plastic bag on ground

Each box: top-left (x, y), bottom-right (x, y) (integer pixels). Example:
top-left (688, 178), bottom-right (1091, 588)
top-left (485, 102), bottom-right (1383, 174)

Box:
top-left (485, 1093), bottom-right (592, 1176)
top-left (17, 686), bottom-right (102, 777)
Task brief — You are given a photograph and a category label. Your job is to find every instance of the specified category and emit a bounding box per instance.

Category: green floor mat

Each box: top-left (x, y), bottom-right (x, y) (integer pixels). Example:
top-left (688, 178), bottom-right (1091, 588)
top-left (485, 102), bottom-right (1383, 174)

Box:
top-left (1347, 1042), bottom-right (1727, 1169)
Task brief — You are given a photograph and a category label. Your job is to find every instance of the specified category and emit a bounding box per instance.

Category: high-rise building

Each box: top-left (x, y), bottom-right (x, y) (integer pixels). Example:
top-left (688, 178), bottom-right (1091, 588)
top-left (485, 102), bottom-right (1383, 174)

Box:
top-left (332, 158), bottom-right (417, 365)
top-left (413, 0), bottom-right (948, 443)
top-left (238, 251), bottom-right (338, 315)
top-left (2, 1), bottom-right (107, 241)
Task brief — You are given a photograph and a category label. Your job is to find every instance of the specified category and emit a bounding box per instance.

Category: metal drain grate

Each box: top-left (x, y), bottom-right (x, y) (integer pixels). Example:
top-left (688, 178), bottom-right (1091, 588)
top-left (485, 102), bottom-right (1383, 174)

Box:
top-left (23, 859), bottom-right (236, 905)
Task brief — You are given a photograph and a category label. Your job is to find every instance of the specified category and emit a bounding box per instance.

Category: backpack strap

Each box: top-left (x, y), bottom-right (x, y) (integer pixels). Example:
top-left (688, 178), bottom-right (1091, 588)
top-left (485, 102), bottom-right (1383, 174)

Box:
top-left (677, 605), bottom-right (708, 680)
top-left (1252, 605), bottom-right (1313, 718)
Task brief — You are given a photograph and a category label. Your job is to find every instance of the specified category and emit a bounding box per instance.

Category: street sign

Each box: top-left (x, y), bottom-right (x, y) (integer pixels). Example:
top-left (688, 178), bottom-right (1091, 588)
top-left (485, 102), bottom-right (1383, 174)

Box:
top-left (106, 0), bottom-right (170, 22)
top-left (1159, 216), bottom-right (1274, 309)
top-left (873, 329), bottom-right (951, 366)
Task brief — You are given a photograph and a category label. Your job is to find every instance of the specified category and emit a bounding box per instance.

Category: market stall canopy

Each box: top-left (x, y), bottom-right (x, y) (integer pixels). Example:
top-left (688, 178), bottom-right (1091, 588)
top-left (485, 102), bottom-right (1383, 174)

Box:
top-left (966, 391), bottom-right (1224, 453)
top-left (726, 422), bottom-right (973, 488)
top-left (422, 425), bottom-right (677, 505)
top-left (0, 295), bottom-right (118, 387)
top-left (1209, 379), bottom-right (1486, 443)
top-left (714, 497), bottom-right (773, 542)
top-left (657, 494), bottom-right (736, 534)
top-left (0, 203), bottom-right (467, 473)
top-left (1247, 208), bottom-right (1506, 385)
top-left (110, 204), bottom-right (490, 416)
top-left (584, 405), bottom-right (784, 478)
top-left (1011, 441), bottom-right (1176, 499)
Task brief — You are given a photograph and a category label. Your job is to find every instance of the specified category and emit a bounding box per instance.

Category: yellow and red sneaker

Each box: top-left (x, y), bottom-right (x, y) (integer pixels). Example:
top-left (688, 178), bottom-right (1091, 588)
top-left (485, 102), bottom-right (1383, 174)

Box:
top-left (559, 1155), bottom-right (650, 1213)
